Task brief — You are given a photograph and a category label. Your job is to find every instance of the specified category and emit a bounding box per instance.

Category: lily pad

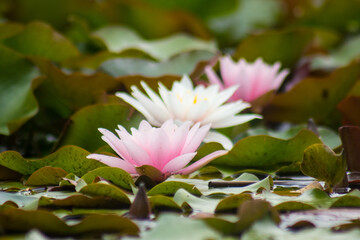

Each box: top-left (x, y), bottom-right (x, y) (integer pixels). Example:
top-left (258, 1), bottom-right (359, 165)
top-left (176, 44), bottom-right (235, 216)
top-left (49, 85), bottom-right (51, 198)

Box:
top-left (0, 146), bottom-right (105, 176)
top-left (0, 45), bottom-right (39, 135)
top-left (100, 51), bottom-right (214, 77)
top-left (92, 26), bottom-right (216, 61)
top-left (149, 195), bottom-right (182, 213)
top-left (25, 166), bottom-right (68, 186)
top-left (234, 28), bottom-right (314, 69)
top-left (3, 21), bottom-right (79, 62)
top-left (81, 167), bottom-right (134, 191)
top-left (78, 183), bottom-right (131, 205)
top-left (57, 103), bottom-right (143, 152)
top-left (210, 129), bottom-right (321, 172)
top-left (147, 181), bottom-right (202, 196)
top-left (0, 206), bottom-right (139, 236)
top-left (262, 63), bottom-right (360, 127)
top-left (38, 194), bottom-right (128, 209)
top-left (301, 144), bottom-right (346, 189)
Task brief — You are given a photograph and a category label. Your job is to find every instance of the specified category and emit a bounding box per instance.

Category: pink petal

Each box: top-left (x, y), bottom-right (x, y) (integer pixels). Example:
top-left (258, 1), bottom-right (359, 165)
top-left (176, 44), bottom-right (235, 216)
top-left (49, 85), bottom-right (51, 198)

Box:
top-left (181, 123), bottom-right (210, 154)
top-left (98, 128), bottom-right (135, 164)
top-left (176, 150), bottom-right (228, 175)
top-left (161, 152), bottom-right (197, 173)
top-left (205, 66), bottom-right (224, 89)
top-left (122, 139), bottom-right (153, 166)
top-left (87, 154), bottom-right (136, 174)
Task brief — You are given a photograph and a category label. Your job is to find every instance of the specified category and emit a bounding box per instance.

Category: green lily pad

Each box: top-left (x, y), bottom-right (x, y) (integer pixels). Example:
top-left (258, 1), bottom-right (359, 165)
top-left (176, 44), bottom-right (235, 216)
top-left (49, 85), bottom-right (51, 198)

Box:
top-left (173, 189), bottom-right (220, 213)
top-left (311, 35), bottom-right (360, 70)
top-left (92, 26), bottom-right (216, 61)
top-left (244, 125), bottom-right (341, 149)
top-left (3, 21), bottom-right (79, 62)
top-left (0, 192), bottom-right (38, 209)
top-left (262, 63), bottom-right (360, 127)
top-left (301, 144), bottom-right (346, 189)
top-left (0, 45), bottom-right (39, 136)
top-left (81, 167), bottom-right (134, 191)
top-left (233, 28), bottom-right (314, 69)
top-left (57, 103), bottom-right (143, 152)
top-left (147, 181), bottom-right (202, 196)
top-left (33, 59), bottom-right (123, 119)
top-left (235, 199), bottom-right (280, 232)
top-left (331, 190), bottom-right (360, 208)
top-left (78, 183), bottom-right (131, 205)
top-left (100, 51), bottom-right (214, 77)
top-left (215, 193), bottom-right (253, 213)
top-left (210, 129), bottom-right (321, 172)
top-left (0, 206), bottom-right (139, 236)
top-left (0, 22), bottom-right (24, 39)
top-left (25, 166), bottom-right (68, 186)
top-left (38, 194), bottom-right (128, 209)
top-left (149, 195), bottom-right (182, 213)
top-left (0, 146), bottom-right (105, 177)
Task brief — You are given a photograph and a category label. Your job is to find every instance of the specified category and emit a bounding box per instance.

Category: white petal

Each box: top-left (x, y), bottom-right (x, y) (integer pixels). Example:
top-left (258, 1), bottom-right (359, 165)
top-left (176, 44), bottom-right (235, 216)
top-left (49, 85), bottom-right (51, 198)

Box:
top-left (116, 92), bottom-right (162, 126)
top-left (203, 131), bottom-right (234, 150)
top-left (211, 114), bottom-right (262, 129)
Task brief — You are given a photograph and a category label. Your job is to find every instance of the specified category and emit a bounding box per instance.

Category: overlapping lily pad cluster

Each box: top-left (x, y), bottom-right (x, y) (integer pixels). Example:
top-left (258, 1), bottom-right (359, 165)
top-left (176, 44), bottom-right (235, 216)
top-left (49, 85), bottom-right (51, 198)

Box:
top-left (1, 0), bottom-right (360, 239)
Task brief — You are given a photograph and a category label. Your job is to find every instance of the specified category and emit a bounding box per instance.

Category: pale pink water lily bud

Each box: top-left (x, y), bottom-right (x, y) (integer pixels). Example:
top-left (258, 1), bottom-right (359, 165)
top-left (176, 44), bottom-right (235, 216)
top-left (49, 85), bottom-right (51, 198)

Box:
top-left (87, 120), bottom-right (227, 178)
top-left (205, 56), bottom-right (289, 102)
top-left (116, 75), bottom-right (261, 150)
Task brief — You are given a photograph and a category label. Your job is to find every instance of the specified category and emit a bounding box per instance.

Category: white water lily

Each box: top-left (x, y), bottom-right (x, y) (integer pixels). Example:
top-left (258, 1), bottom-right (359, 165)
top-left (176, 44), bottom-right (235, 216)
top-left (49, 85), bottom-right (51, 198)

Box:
top-left (116, 75), bottom-right (261, 149)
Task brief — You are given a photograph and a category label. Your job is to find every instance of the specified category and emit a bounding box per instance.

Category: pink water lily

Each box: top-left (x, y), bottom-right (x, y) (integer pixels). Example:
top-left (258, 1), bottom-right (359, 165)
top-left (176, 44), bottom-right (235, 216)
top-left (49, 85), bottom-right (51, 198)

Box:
top-left (205, 56), bottom-right (289, 102)
top-left (87, 120), bottom-right (227, 177)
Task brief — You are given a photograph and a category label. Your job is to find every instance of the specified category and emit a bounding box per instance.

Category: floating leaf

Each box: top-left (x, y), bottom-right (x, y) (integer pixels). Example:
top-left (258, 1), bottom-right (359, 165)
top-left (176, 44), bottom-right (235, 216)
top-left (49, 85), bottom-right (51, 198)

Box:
top-left (79, 183), bottom-right (131, 205)
top-left (0, 207), bottom-right (139, 236)
top-left (311, 35), bottom-right (360, 69)
top-left (215, 193), bottom-right (253, 213)
top-left (0, 146), bottom-right (105, 176)
top-left (262, 63), bottom-right (360, 127)
top-left (25, 166), bottom-right (68, 186)
top-left (3, 21), bottom-right (79, 62)
top-left (57, 103), bottom-right (143, 152)
top-left (100, 51), bottom-right (214, 77)
top-left (149, 195), bottom-right (181, 213)
top-left (210, 129), bottom-right (321, 172)
top-left (147, 181), bottom-right (202, 196)
top-left (33, 59), bottom-right (123, 118)
top-left (235, 199), bottom-right (280, 232)
top-left (301, 144), bottom-right (346, 189)
top-left (173, 189), bottom-right (220, 213)
top-left (92, 26), bottom-right (216, 61)
top-left (233, 28), bottom-right (314, 69)
top-left (38, 195), bottom-right (127, 209)
top-left (81, 167), bottom-right (134, 191)
top-left (207, 0), bottom-right (281, 46)
top-left (0, 45), bottom-right (39, 135)
top-left (136, 165), bottom-right (168, 183)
